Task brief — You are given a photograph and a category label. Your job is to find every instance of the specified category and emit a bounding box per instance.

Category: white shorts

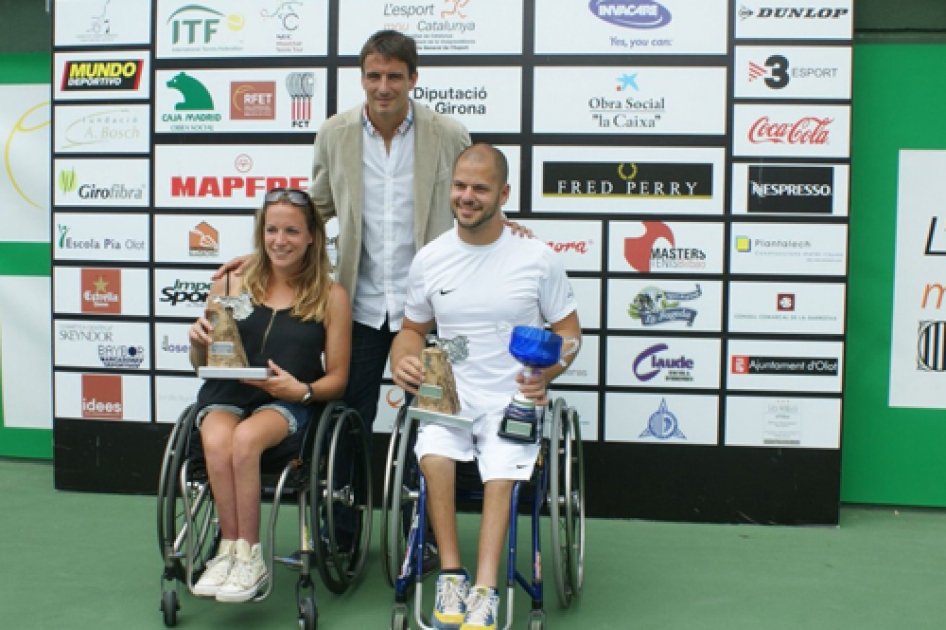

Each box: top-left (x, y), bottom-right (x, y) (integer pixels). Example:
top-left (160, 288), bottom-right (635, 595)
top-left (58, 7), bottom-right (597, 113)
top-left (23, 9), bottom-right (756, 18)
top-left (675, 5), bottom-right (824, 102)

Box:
top-left (414, 409), bottom-right (540, 482)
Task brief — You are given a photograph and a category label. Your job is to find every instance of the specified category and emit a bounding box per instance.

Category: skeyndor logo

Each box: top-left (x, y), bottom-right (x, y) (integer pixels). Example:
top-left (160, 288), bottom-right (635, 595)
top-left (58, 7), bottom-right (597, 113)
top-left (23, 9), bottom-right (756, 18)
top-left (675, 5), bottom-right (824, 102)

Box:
top-left (59, 168), bottom-right (78, 193)
top-left (590, 0), bottom-right (672, 28)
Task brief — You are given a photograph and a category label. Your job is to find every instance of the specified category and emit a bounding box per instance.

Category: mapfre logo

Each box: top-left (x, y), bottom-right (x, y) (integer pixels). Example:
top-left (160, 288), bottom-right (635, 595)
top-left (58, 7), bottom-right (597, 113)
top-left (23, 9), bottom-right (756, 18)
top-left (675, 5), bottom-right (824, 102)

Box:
top-left (81, 373), bottom-right (123, 419)
top-left (748, 116), bottom-right (832, 145)
top-left (62, 59), bottom-right (144, 91)
top-left (231, 82), bottom-right (276, 120)
top-left (189, 222), bottom-right (219, 257)
top-left (81, 269), bottom-right (121, 314)
top-left (171, 154), bottom-right (307, 198)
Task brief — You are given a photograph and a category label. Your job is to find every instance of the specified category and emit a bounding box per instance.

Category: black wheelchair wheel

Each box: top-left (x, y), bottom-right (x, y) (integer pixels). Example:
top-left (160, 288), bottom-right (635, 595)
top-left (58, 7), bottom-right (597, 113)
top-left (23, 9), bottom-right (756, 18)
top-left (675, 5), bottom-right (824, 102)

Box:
top-left (298, 596), bottom-right (318, 630)
top-left (528, 610), bottom-right (546, 630)
top-left (390, 604), bottom-right (409, 630)
top-left (548, 397), bottom-right (583, 608)
top-left (382, 407), bottom-right (420, 589)
top-left (160, 589), bottom-right (179, 627)
top-left (565, 406), bottom-right (586, 595)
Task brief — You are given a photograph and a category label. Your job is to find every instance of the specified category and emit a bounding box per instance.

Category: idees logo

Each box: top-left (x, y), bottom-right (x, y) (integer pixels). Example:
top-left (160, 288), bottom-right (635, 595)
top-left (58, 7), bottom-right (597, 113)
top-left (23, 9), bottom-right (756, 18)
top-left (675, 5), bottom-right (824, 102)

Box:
top-left (543, 162), bottom-right (712, 199)
top-left (81, 373), bottom-right (123, 420)
top-left (62, 59), bottom-right (144, 92)
top-left (629, 284), bottom-right (702, 327)
top-left (917, 321), bottom-right (946, 372)
top-left (589, 0), bottom-right (672, 29)
top-left (747, 165), bottom-right (833, 214)
top-left (624, 221), bottom-right (706, 272)
top-left (639, 398), bottom-right (686, 440)
top-left (81, 269), bottom-right (121, 314)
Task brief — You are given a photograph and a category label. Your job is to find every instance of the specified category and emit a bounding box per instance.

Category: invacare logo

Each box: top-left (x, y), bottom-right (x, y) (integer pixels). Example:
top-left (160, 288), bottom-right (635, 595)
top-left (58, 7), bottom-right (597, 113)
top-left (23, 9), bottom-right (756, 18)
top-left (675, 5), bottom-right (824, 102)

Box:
top-left (589, 0), bottom-right (672, 28)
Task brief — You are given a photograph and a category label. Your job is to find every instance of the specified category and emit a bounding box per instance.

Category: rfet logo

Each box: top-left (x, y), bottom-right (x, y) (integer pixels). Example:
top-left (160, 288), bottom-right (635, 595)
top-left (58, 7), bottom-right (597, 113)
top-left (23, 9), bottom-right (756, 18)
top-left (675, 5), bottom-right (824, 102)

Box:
top-left (190, 222), bottom-right (219, 257)
top-left (81, 268), bottom-right (121, 314)
top-left (589, 0), bottom-right (672, 29)
top-left (171, 154), bottom-right (307, 199)
top-left (748, 116), bottom-right (832, 145)
top-left (81, 373), bottom-right (123, 419)
top-left (231, 82), bottom-right (276, 120)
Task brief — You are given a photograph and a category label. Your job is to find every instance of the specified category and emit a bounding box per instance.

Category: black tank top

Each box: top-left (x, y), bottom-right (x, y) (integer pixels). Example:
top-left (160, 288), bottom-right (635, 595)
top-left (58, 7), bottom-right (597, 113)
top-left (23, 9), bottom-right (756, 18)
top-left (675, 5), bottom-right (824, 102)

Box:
top-left (197, 295), bottom-right (327, 410)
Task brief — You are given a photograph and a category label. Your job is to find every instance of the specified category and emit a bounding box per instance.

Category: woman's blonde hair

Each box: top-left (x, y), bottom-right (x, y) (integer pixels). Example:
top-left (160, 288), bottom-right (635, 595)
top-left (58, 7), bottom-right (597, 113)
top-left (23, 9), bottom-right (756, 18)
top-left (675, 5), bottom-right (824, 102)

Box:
top-left (242, 189), bottom-right (333, 322)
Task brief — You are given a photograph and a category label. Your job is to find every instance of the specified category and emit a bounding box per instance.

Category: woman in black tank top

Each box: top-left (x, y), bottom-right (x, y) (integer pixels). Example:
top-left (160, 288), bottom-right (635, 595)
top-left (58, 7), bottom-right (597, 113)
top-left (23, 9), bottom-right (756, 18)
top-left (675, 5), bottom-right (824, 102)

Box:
top-left (186, 188), bottom-right (351, 603)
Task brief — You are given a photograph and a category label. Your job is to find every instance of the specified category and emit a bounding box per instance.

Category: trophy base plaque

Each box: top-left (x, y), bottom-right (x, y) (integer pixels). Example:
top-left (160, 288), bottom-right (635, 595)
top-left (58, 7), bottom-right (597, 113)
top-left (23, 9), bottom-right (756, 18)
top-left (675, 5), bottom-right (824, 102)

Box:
top-left (498, 394), bottom-right (541, 443)
top-left (198, 367), bottom-right (270, 380)
top-left (405, 405), bottom-right (474, 431)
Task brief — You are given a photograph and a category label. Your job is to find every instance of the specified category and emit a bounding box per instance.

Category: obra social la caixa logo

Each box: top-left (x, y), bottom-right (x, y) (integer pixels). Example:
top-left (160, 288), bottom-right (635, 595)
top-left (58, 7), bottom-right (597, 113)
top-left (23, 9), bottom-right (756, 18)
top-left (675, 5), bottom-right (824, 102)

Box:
top-left (589, 0), bottom-right (672, 28)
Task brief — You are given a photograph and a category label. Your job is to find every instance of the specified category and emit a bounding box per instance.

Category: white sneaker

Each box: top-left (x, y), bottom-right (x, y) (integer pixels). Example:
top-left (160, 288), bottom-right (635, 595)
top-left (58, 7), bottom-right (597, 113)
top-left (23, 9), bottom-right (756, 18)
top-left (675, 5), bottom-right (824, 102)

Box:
top-left (192, 539), bottom-right (235, 597)
top-left (216, 539), bottom-right (268, 603)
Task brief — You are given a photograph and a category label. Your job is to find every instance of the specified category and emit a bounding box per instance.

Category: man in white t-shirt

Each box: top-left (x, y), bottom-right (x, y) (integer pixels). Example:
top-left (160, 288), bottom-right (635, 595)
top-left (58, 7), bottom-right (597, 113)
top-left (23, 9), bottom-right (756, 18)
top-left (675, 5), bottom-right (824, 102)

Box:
top-left (390, 144), bottom-right (581, 630)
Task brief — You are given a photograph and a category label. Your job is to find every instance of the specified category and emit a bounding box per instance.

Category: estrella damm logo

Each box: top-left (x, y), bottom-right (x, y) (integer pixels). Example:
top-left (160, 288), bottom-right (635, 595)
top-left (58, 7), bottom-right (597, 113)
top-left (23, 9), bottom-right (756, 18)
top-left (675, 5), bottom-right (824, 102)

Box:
top-left (62, 59), bottom-right (144, 91)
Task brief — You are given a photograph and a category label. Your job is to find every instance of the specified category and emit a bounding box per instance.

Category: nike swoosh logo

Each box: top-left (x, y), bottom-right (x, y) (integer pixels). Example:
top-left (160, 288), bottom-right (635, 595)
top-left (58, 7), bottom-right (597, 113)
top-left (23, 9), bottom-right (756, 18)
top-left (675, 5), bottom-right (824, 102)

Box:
top-left (440, 288), bottom-right (457, 295)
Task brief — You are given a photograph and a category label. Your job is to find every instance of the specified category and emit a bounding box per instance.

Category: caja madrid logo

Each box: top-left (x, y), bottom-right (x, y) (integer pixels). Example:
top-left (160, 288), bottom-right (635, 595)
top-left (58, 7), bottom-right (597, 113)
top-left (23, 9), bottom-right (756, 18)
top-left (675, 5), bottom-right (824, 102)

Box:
top-left (62, 59), bottom-right (143, 91)
top-left (81, 269), bottom-right (121, 314)
top-left (81, 373), bottom-right (123, 420)
top-left (748, 116), bottom-right (832, 145)
top-left (589, 0), bottom-right (672, 29)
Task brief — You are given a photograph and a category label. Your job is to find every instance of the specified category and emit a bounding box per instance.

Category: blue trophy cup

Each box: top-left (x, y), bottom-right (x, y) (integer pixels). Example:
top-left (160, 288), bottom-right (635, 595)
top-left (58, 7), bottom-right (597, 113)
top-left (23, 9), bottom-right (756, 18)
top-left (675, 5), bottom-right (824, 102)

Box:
top-left (498, 326), bottom-right (563, 443)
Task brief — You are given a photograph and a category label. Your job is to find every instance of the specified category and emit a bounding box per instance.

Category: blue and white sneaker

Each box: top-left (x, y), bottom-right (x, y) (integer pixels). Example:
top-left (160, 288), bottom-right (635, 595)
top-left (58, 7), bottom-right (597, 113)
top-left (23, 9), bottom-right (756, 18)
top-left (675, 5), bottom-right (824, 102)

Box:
top-left (432, 570), bottom-right (470, 630)
top-left (460, 586), bottom-right (499, 630)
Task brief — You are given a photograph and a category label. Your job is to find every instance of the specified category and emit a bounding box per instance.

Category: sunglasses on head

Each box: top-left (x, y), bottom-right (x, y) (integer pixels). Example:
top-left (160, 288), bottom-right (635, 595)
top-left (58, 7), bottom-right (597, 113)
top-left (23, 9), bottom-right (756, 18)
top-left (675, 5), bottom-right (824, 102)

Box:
top-left (264, 188), bottom-right (311, 206)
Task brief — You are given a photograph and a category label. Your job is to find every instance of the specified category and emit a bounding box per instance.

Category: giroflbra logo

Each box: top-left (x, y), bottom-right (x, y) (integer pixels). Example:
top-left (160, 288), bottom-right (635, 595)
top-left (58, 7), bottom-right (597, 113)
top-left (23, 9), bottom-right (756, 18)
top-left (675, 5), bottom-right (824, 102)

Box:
top-left (748, 116), bottom-right (832, 145)
top-left (546, 240), bottom-right (591, 254)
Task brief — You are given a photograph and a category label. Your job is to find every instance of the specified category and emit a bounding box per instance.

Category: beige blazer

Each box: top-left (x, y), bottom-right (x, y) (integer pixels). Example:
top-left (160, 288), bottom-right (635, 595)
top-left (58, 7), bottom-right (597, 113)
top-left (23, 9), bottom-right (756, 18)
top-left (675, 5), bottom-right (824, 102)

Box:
top-left (308, 101), bottom-right (471, 300)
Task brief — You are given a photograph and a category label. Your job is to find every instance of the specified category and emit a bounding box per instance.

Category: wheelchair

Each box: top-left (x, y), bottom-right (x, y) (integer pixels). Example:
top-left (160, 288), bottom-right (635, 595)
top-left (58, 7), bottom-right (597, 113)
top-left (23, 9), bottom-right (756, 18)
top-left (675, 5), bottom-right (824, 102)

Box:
top-left (156, 400), bottom-right (373, 629)
top-left (380, 397), bottom-right (585, 630)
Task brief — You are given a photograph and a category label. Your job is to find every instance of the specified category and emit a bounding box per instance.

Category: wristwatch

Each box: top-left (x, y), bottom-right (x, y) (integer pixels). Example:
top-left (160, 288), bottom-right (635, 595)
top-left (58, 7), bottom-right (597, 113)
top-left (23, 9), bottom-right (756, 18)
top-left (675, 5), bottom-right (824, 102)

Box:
top-left (300, 383), bottom-right (314, 405)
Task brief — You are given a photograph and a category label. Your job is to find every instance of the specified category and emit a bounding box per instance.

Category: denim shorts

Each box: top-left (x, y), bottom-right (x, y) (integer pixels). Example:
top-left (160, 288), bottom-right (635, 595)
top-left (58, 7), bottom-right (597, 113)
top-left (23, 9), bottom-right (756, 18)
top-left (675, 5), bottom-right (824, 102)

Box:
top-left (196, 400), bottom-right (314, 436)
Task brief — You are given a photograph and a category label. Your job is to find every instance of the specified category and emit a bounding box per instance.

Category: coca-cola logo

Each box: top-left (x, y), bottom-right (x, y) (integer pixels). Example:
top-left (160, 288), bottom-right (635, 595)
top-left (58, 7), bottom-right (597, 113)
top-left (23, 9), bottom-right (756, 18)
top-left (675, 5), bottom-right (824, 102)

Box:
top-left (546, 240), bottom-right (591, 254)
top-left (748, 116), bottom-right (832, 145)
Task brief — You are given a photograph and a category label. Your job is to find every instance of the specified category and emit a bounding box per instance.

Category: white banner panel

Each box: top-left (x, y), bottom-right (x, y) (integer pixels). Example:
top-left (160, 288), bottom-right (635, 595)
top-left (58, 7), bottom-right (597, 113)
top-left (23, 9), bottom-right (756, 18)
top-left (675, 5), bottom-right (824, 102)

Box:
top-left (54, 104), bottom-right (151, 154)
top-left (374, 384), bottom-right (406, 434)
top-left (155, 0), bottom-right (329, 58)
top-left (536, 0), bottom-right (728, 55)
top-left (734, 46), bottom-right (852, 100)
top-left (156, 375), bottom-right (203, 423)
top-left (729, 281), bottom-right (845, 335)
top-left (733, 104), bottom-right (851, 159)
top-left (0, 85), bottom-right (49, 242)
top-left (54, 51), bottom-right (151, 101)
top-left (554, 390), bottom-right (599, 441)
top-left (735, 1), bottom-right (853, 40)
top-left (55, 320), bottom-right (151, 371)
top-left (534, 66), bottom-right (726, 135)
top-left (606, 336), bottom-right (721, 389)
top-left (725, 396), bottom-right (841, 449)
top-left (607, 279), bottom-right (723, 332)
top-left (0, 277), bottom-right (52, 429)
top-left (154, 144), bottom-right (312, 209)
top-left (155, 322), bottom-right (194, 372)
top-left (54, 0), bottom-right (153, 46)
top-left (53, 158), bottom-right (149, 207)
top-left (890, 150), bottom-right (946, 408)
top-left (155, 68), bottom-right (327, 133)
top-left (571, 278), bottom-right (601, 329)
top-left (53, 212), bottom-right (150, 262)
top-left (54, 371), bottom-right (151, 421)
top-left (532, 146), bottom-right (725, 215)
top-left (731, 163), bottom-right (849, 217)
top-left (604, 392), bottom-right (719, 445)
top-left (608, 220), bottom-right (725, 275)
top-left (153, 214), bottom-right (255, 265)
top-left (338, 0), bottom-right (523, 55)
top-left (154, 269), bottom-right (212, 318)
top-left (557, 336), bottom-right (600, 387)
top-left (727, 340), bottom-right (843, 393)
top-left (53, 267), bottom-right (150, 317)
top-left (517, 220), bottom-right (602, 273)
top-left (730, 222), bottom-right (847, 276)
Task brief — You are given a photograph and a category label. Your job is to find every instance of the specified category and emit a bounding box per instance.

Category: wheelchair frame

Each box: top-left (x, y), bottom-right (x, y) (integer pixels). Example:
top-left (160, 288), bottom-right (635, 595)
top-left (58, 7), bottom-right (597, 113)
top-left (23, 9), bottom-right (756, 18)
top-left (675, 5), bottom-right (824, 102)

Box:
top-left (380, 397), bottom-right (585, 630)
top-left (156, 400), bottom-right (373, 629)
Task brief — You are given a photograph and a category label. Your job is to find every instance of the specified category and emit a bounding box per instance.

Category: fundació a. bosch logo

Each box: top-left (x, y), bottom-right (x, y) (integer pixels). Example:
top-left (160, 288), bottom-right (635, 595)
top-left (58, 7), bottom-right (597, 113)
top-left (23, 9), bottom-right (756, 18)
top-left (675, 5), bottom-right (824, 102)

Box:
top-left (589, 0), bottom-right (672, 29)
top-left (917, 321), bottom-right (946, 372)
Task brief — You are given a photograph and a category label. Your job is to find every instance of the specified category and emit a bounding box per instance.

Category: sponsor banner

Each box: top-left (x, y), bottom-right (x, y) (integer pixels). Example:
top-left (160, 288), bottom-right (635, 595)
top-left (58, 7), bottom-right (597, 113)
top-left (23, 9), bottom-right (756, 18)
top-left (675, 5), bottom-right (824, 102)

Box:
top-left (607, 279), bottom-right (723, 333)
top-left (725, 396), bottom-right (841, 449)
top-left (155, 68), bottom-right (327, 133)
top-left (730, 222), bottom-right (847, 276)
top-left (731, 162), bottom-right (849, 217)
top-left (516, 220), bottom-right (602, 273)
top-left (155, 322), bottom-right (194, 372)
top-left (53, 158), bottom-right (149, 208)
top-left (553, 390), bottom-right (599, 441)
top-left (154, 268), bottom-right (212, 317)
top-left (374, 384), bottom-right (406, 434)
top-left (604, 392), bottom-right (718, 445)
top-left (735, 1), bottom-right (853, 40)
top-left (0, 85), bottom-right (50, 242)
top-left (605, 336), bottom-right (721, 389)
top-left (727, 339), bottom-right (843, 393)
top-left (571, 278), bottom-right (601, 329)
top-left (54, 104), bottom-right (150, 154)
top-left (890, 150), bottom-right (946, 408)
top-left (54, 371), bottom-right (150, 421)
top-left (733, 104), bottom-right (851, 159)
top-left (556, 335), bottom-right (600, 386)
top-left (153, 214), bottom-right (255, 264)
top-left (337, 67), bottom-right (521, 133)
top-left (154, 144), bottom-right (312, 209)
top-left (54, 0), bottom-right (153, 46)
top-left (533, 66), bottom-right (726, 135)
top-left (0, 277), bottom-right (52, 429)
top-left (734, 46), bottom-right (852, 100)
top-left (54, 319), bottom-right (150, 371)
top-left (53, 267), bottom-right (150, 316)
top-left (156, 0), bottom-right (329, 58)
top-left (532, 146), bottom-right (724, 215)
top-left (156, 375), bottom-right (203, 423)
top-left (53, 51), bottom-right (151, 101)
top-left (729, 281), bottom-right (845, 335)
top-left (53, 212), bottom-right (150, 262)
top-left (608, 220), bottom-right (725, 275)
top-left (338, 0), bottom-right (523, 55)
top-left (536, 0), bottom-right (727, 55)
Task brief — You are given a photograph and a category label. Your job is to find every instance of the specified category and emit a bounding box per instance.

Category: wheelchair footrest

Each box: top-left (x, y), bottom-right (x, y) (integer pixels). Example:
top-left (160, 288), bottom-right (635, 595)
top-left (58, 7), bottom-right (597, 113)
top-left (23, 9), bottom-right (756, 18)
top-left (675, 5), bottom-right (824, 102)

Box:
top-left (405, 407), bottom-right (474, 430)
